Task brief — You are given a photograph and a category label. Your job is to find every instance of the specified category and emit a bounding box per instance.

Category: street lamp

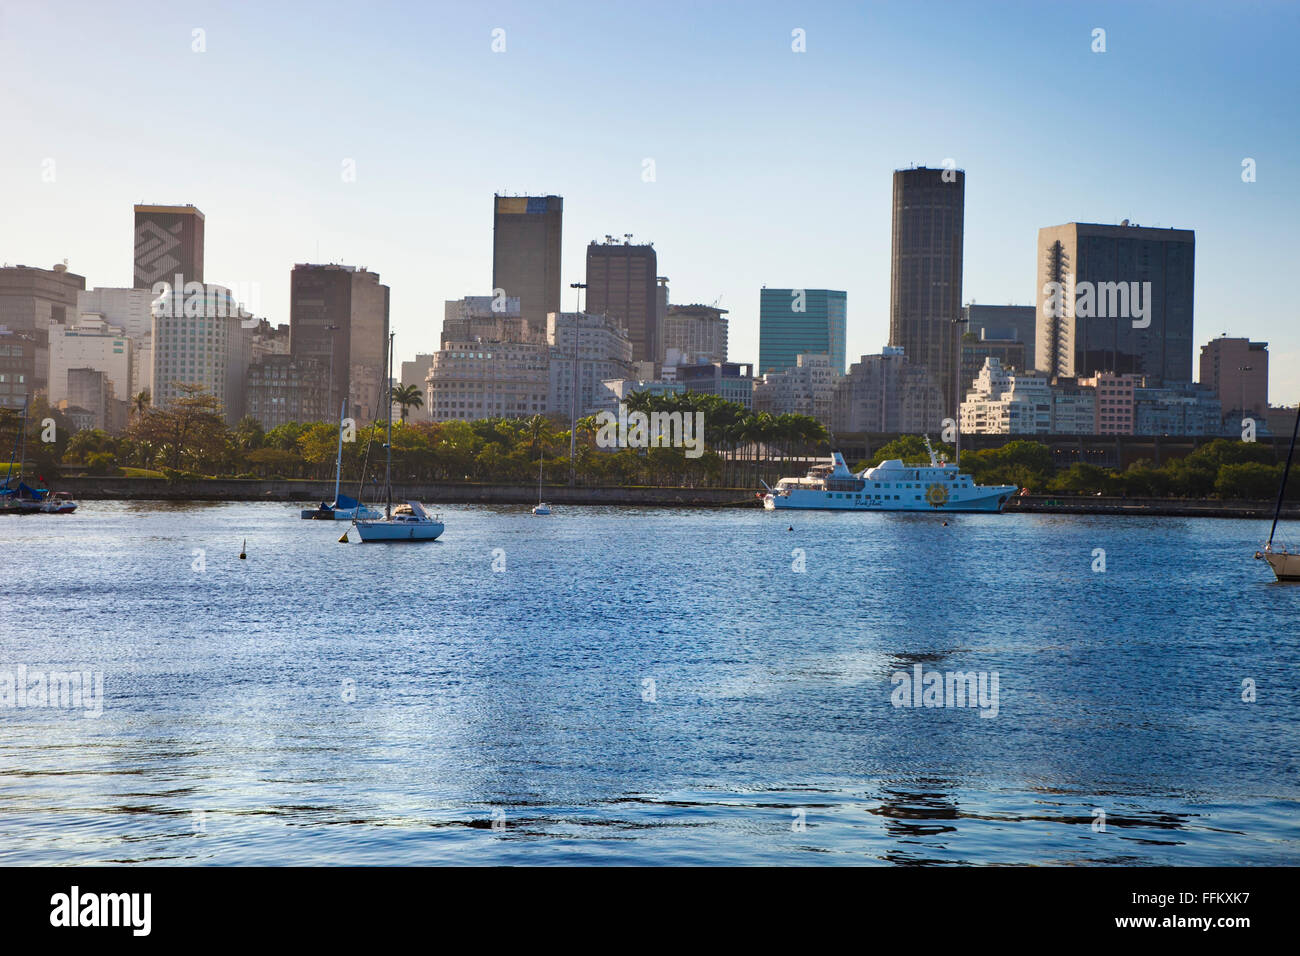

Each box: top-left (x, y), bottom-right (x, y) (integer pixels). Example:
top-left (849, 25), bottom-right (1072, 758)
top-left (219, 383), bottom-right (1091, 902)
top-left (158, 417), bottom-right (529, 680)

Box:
top-left (569, 283), bottom-right (586, 486)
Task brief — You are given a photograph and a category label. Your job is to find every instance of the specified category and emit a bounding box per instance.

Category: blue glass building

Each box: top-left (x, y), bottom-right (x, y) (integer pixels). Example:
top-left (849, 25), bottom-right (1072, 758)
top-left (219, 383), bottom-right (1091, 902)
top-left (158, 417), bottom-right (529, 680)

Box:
top-left (758, 288), bottom-right (847, 376)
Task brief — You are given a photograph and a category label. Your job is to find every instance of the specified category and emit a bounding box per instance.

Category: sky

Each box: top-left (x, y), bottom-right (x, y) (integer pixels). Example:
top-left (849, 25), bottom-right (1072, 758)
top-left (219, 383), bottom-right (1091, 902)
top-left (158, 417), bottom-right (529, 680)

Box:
top-left (2, 0), bottom-right (1298, 401)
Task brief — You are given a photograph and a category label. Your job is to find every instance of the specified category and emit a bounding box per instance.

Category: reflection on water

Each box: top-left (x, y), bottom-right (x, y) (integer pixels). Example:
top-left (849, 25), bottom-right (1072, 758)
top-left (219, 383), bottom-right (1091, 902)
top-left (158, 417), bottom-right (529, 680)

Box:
top-left (0, 501), bottom-right (1297, 865)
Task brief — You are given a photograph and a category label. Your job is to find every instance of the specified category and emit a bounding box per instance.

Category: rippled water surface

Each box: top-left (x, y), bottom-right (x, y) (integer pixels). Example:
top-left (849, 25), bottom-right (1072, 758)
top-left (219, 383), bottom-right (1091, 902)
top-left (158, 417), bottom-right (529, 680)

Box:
top-left (1, 501), bottom-right (1297, 865)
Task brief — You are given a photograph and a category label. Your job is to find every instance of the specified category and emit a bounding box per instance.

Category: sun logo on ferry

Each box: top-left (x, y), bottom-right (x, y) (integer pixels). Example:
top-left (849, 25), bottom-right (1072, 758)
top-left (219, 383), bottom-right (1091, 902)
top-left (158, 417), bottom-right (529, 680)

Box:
top-left (926, 483), bottom-right (949, 507)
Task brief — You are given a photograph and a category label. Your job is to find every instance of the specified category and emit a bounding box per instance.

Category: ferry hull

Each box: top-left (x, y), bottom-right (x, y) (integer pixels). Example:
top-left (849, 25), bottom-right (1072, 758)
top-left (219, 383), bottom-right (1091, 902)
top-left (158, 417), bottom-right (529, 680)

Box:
top-left (763, 491), bottom-right (1013, 513)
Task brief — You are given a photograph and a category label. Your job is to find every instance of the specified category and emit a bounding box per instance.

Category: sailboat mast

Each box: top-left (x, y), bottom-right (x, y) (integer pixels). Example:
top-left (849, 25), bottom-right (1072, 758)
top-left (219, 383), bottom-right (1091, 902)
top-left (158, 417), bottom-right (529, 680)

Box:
top-left (334, 398), bottom-right (347, 506)
top-left (1267, 403), bottom-right (1300, 547)
top-left (3, 398), bottom-right (22, 488)
top-left (384, 331), bottom-right (394, 520)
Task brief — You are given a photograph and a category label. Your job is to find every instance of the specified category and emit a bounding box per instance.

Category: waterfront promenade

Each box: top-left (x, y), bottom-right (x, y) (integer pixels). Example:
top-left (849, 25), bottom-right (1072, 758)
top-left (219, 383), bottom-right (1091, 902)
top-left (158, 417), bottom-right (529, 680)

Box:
top-left (38, 476), bottom-right (1300, 518)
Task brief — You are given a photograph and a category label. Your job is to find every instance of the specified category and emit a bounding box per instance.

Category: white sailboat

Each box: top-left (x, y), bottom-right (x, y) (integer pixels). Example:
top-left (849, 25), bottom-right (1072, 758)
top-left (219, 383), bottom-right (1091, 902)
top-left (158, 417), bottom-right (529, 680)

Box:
top-left (1255, 405), bottom-right (1300, 580)
top-left (354, 332), bottom-right (444, 542)
top-left (532, 447), bottom-right (551, 515)
top-left (301, 399), bottom-right (381, 520)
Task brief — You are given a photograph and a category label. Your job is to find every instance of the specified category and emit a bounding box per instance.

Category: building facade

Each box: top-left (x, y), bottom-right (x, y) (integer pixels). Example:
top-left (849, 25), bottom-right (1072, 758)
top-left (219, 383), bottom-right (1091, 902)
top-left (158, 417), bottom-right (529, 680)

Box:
top-left (890, 167), bottom-right (965, 415)
top-left (585, 239), bottom-right (660, 364)
top-left (47, 315), bottom-right (132, 408)
top-left (245, 356), bottom-right (331, 429)
top-left (674, 362), bottom-right (755, 410)
top-left (441, 295), bottom-right (531, 346)
top-left (1079, 372), bottom-right (1138, 435)
top-left (492, 195), bottom-right (563, 329)
top-left (960, 332), bottom-right (1026, 398)
top-left (963, 304), bottom-right (1035, 365)
top-left (133, 204), bottom-right (204, 290)
top-left (151, 285), bottom-right (253, 426)
top-left (425, 339), bottom-right (551, 422)
top-left (0, 263), bottom-right (86, 398)
top-left (1198, 336), bottom-right (1268, 422)
top-left (959, 358), bottom-right (1052, 435)
top-left (1036, 221), bottom-right (1195, 385)
top-left (547, 312), bottom-right (634, 419)
top-left (758, 288), bottom-right (846, 376)
top-left (831, 346), bottom-right (943, 435)
top-left (289, 264), bottom-right (389, 422)
top-left (664, 304), bottom-right (728, 365)
top-left (754, 353), bottom-right (834, 424)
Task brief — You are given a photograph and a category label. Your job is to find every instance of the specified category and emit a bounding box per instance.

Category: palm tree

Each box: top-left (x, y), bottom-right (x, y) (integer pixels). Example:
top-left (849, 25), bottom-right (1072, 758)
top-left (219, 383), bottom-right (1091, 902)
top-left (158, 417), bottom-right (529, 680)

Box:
top-left (132, 388), bottom-right (151, 420)
top-left (390, 384), bottom-right (423, 422)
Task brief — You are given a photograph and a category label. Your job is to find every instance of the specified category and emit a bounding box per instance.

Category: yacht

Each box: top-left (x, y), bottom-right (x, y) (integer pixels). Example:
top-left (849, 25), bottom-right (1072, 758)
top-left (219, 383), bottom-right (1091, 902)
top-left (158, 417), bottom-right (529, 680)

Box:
top-left (352, 332), bottom-right (444, 543)
top-left (761, 438), bottom-right (1017, 513)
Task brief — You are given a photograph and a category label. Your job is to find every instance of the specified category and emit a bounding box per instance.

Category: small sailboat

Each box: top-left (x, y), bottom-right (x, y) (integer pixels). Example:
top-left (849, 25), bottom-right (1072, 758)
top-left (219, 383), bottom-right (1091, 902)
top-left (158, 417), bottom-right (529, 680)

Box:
top-left (0, 399), bottom-right (49, 514)
top-left (354, 332), bottom-right (444, 542)
top-left (301, 399), bottom-right (381, 520)
top-left (1256, 405), bottom-right (1300, 581)
top-left (532, 447), bottom-right (551, 515)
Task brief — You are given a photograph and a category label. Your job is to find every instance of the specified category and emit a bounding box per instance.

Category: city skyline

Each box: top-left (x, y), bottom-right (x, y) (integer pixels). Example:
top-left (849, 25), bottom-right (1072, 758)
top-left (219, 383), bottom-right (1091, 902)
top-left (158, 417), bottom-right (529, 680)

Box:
top-left (3, 1), bottom-right (1298, 402)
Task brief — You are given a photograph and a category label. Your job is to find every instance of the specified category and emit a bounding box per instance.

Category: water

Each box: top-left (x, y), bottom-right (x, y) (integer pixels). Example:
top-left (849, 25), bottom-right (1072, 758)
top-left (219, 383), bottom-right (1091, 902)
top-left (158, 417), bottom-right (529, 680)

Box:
top-left (1, 502), bottom-right (1297, 865)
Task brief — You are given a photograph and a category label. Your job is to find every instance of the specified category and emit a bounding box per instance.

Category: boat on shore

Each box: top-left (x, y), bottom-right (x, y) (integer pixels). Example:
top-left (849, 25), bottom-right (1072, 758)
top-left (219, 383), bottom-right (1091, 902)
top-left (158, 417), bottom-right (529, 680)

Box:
top-left (1255, 402), bottom-right (1300, 581)
top-left (760, 437), bottom-right (1017, 513)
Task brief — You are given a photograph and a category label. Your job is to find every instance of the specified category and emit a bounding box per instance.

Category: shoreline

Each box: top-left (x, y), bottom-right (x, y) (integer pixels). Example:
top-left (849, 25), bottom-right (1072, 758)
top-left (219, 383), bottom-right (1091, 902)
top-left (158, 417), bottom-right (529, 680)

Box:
top-left (29, 476), bottom-right (1300, 518)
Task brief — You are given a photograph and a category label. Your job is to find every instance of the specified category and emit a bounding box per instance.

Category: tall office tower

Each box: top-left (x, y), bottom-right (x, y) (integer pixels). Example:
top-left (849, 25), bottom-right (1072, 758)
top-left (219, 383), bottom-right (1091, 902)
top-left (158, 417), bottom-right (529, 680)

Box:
top-left (1035, 221), bottom-right (1195, 385)
top-left (133, 204), bottom-right (205, 291)
top-left (1199, 336), bottom-right (1268, 419)
top-left (889, 166), bottom-right (965, 415)
top-left (585, 239), bottom-right (660, 364)
top-left (758, 288), bottom-right (846, 376)
top-left (0, 262), bottom-right (86, 404)
top-left (492, 195), bottom-right (562, 328)
top-left (288, 264), bottom-right (390, 421)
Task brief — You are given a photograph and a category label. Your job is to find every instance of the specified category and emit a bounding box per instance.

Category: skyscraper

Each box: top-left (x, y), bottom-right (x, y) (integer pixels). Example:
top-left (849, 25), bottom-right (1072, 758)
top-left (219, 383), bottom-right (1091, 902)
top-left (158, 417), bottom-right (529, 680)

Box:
top-left (492, 195), bottom-right (562, 328)
top-left (1035, 221), bottom-right (1195, 384)
top-left (585, 239), bottom-right (659, 364)
top-left (758, 288), bottom-right (846, 376)
top-left (664, 304), bottom-right (728, 365)
top-left (0, 262), bottom-right (86, 403)
top-left (288, 264), bottom-right (390, 421)
top-left (889, 166), bottom-right (965, 416)
top-left (133, 204), bottom-right (205, 291)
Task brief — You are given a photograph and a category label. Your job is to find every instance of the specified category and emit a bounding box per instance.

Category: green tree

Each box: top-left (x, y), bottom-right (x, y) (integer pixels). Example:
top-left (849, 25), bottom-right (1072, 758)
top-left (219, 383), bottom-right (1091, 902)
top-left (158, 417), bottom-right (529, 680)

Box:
top-left (391, 384), bottom-right (423, 422)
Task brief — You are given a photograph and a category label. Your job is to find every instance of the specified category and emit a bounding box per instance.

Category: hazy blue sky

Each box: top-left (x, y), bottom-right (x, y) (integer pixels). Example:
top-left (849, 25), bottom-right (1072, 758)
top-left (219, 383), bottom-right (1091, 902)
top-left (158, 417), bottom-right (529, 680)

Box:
top-left (3, 0), bottom-right (1298, 400)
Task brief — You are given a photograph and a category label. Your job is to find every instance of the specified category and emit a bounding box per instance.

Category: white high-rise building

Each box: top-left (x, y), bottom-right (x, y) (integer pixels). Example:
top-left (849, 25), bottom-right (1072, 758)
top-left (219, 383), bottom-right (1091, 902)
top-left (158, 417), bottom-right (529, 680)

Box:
top-left (959, 357), bottom-right (1052, 434)
top-left (78, 287), bottom-right (157, 402)
top-left (47, 315), bottom-right (133, 408)
top-left (424, 339), bottom-right (550, 421)
top-left (547, 312), bottom-right (634, 419)
top-left (151, 285), bottom-right (254, 425)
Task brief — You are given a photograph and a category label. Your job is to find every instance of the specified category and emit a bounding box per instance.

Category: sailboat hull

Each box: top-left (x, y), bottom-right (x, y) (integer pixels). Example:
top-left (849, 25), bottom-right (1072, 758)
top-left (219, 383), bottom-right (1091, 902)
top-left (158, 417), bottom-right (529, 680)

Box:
top-left (1258, 549), bottom-right (1300, 581)
top-left (354, 520), bottom-right (444, 542)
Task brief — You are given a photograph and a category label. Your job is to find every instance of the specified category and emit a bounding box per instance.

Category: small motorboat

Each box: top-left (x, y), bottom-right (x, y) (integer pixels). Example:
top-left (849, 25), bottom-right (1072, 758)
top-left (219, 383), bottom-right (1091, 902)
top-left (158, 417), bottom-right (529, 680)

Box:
top-left (40, 491), bottom-right (77, 514)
